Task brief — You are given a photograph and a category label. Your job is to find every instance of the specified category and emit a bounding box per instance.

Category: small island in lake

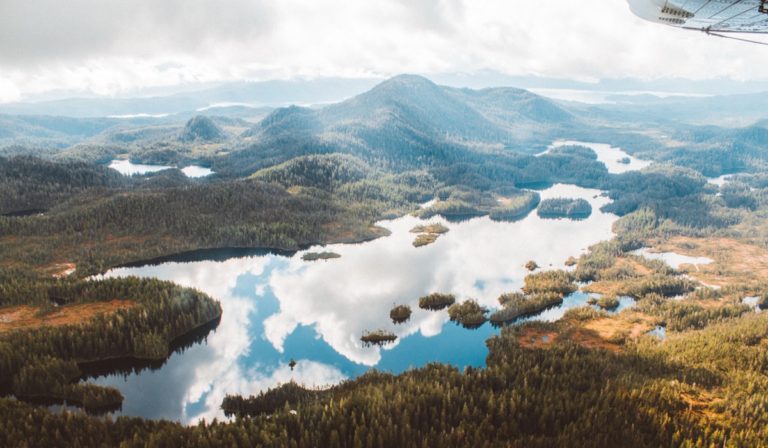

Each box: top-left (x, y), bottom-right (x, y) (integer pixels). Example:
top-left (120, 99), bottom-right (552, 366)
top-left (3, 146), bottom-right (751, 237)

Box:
top-left (596, 295), bottom-right (620, 311)
top-left (411, 223), bottom-right (449, 247)
top-left (389, 304), bottom-right (412, 324)
top-left (490, 270), bottom-right (578, 326)
top-left (418, 293), bottom-right (456, 310)
top-left (417, 187), bottom-right (542, 223)
top-left (302, 251), bottom-right (341, 261)
top-left (547, 145), bottom-right (598, 160)
top-left (361, 330), bottom-right (398, 347)
top-left (448, 300), bottom-right (488, 329)
top-left (490, 292), bottom-right (563, 326)
top-left (537, 198), bottom-right (592, 220)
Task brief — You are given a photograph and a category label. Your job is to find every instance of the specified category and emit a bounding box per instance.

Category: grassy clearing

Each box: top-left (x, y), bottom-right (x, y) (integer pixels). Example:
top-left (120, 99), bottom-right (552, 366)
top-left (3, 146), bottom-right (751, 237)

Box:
top-left (0, 300), bottom-right (136, 334)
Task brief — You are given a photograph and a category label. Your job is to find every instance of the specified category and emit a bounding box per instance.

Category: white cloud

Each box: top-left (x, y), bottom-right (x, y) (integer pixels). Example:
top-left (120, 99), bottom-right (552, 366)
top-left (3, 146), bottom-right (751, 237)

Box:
top-left (263, 184), bottom-right (616, 366)
top-left (99, 182), bottom-right (619, 422)
top-left (1, 0), bottom-right (768, 101)
top-left (189, 360), bottom-right (347, 424)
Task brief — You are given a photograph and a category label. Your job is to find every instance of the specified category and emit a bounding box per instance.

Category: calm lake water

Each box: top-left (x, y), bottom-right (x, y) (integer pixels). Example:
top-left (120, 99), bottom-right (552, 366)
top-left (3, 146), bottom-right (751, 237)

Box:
top-left (109, 159), bottom-right (214, 178)
top-left (631, 248), bottom-right (712, 270)
top-left (542, 140), bottom-right (652, 174)
top-left (91, 183), bottom-right (622, 423)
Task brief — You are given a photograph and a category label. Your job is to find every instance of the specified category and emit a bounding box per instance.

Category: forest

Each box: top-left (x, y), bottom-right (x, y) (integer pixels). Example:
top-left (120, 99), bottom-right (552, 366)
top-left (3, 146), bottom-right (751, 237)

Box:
top-left (0, 310), bottom-right (765, 447)
top-left (0, 271), bottom-right (222, 411)
top-left (0, 135), bottom-right (740, 277)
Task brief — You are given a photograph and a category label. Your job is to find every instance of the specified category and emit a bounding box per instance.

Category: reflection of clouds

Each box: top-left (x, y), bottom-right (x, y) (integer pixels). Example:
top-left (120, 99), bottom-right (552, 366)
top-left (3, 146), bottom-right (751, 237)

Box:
top-left (102, 257), bottom-right (272, 423)
top-left (105, 256), bottom-right (271, 300)
top-left (100, 183), bottom-right (619, 422)
top-left (109, 159), bottom-right (171, 176)
top-left (95, 342), bottom-right (216, 421)
top-left (263, 312), bottom-right (298, 353)
top-left (182, 293), bottom-right (255, 420)
top-left (268, 184), bottom-right (616, 365)
top-left (268, 217), bottom-right (456, 365)
top-left (190, 360), bottom-right (347, 424)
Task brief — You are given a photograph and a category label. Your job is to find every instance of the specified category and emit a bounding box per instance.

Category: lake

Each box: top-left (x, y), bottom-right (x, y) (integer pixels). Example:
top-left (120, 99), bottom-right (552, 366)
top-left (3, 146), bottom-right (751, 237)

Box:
top-left (108, 159), bottom-right (214, 178)
top-left (90, 182), bottom-right (624, 423)
top-left (542, 140), bottom-right (652, 174)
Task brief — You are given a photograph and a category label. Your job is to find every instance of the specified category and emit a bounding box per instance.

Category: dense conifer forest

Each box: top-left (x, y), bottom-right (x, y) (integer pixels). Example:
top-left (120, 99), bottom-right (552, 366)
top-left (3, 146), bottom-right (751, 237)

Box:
top-left (0, 271), bottom-right (221, 411)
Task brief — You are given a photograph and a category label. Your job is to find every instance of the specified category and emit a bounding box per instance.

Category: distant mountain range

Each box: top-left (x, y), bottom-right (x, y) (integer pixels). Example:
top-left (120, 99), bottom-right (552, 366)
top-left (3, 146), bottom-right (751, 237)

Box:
top-left (2, 74), bottom-right (768, 180)
top-left (3, 72), bottom-right (768, 125)
top-left (0, 78), bottom-right (382, 118)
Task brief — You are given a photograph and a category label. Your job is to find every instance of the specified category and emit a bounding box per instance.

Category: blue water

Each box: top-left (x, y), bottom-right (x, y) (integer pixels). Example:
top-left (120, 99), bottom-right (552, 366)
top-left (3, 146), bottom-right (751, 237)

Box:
top-left (648, 326), bottom-right (667, 340)
top-left (94, 183), bottom-right (623, 423)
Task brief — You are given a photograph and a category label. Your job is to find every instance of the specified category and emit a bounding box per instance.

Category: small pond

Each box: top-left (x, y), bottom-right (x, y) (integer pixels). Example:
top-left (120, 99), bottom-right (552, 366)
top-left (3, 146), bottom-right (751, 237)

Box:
top-left (742, 296), bottom-right (763, 312)
top-left (631, 248), bottom-right (712, 271)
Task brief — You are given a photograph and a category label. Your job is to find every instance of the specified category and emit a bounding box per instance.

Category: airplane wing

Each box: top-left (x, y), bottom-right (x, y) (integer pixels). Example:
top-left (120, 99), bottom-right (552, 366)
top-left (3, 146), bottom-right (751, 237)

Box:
top-left (628, 0), bottom-right (768, 33)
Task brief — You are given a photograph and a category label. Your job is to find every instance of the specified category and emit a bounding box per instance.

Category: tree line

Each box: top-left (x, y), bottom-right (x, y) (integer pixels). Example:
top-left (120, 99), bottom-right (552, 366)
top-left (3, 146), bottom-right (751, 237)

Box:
top-left (0, 271), bottom-right (222, 411)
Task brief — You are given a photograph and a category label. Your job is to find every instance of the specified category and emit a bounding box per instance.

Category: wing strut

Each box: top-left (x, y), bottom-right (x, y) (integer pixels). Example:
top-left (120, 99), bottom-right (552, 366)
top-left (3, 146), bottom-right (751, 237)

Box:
top-left (705, 28), bottom-right (768, 45)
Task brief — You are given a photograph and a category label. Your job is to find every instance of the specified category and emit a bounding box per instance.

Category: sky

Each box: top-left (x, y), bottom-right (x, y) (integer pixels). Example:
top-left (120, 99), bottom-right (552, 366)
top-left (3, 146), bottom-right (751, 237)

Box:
top-left (1, 0), bottom-right (768, 103)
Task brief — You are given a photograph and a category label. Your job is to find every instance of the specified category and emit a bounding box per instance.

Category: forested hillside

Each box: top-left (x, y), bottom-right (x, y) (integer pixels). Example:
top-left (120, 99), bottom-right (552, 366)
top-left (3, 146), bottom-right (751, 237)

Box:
top-left (0, 122), bottom-right (750, 276)
top-left (3, 75), bottom-right (767, 185)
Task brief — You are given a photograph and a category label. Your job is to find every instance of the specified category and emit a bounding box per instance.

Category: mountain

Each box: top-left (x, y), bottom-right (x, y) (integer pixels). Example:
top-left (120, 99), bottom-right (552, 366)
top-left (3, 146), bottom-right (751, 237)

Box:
top-left (586, 91), bottom-right (768, 126)
top-left (180, 116), bottom-right (225, 142)
top-left (0, 115), bottom-right (120, 140)
top-left (319, 75), bottom-right (512, 143)
top-left (0, 78), bottom-right (381, 118)
top-left (246, 74), bottom-right (574, 146)
top-left (451, 86), bottom-right (574, 124)
top-left (242, 106), bottom-right (321, 140)
top-left (216, 75), bottom-right (577, 176)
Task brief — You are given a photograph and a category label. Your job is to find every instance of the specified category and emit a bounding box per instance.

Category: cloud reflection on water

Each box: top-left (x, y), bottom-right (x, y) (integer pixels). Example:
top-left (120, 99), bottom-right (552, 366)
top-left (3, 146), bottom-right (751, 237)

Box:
top-left (100, 183), bottom-right (616, 423)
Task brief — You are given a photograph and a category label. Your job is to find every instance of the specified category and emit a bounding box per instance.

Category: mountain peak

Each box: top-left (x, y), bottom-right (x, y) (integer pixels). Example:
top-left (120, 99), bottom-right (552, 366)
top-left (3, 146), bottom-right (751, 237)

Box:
top-left (243, 105), bottom-right (320, 139)
top-left (380, 74), bottom-right (436, 86)
top-left (180, 115), bottom-right (225, 142)
top-left (326, 74), bottom-right (447, 117)
top-left (369, 74), bottom-right (441, 96)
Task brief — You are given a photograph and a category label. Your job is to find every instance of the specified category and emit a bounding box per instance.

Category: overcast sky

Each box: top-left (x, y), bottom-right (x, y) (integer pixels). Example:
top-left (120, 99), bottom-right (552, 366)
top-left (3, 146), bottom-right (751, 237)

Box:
top-left (1, 0), bottom-right (768, 102)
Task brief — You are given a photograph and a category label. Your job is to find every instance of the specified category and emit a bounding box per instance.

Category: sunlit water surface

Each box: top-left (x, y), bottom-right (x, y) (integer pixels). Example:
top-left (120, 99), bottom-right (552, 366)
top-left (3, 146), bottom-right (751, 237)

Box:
top-left (92, 183), bottom-right (623, 423)
top-left (631, 248), bottom-right (713, 270)
top-left (541, 140), bottom-right (652, 174)
top-left (109, 159), bottom-right (214, 178)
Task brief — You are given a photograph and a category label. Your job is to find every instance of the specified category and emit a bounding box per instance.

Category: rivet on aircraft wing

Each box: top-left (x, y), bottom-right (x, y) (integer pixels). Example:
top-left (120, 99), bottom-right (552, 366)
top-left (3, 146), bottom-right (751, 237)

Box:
top-left (628, 0), bottom-right (768, 44)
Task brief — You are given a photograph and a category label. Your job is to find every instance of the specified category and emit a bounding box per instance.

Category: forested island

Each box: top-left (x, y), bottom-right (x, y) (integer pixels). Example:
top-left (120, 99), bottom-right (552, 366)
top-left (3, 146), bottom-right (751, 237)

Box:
top-left (301, 251), bottom-right (341, 261)
top-left (410, 223), bottom-right (449, 247)
top-left (537, 197), bottom-right (593, 219)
